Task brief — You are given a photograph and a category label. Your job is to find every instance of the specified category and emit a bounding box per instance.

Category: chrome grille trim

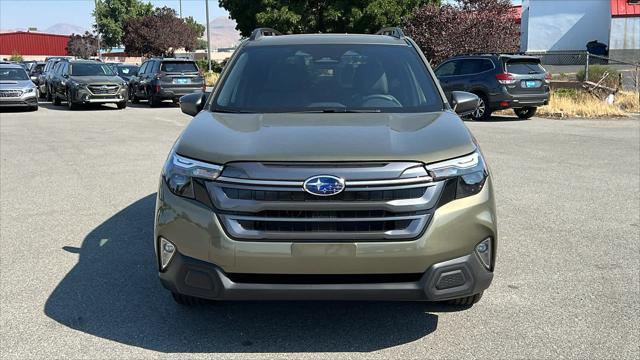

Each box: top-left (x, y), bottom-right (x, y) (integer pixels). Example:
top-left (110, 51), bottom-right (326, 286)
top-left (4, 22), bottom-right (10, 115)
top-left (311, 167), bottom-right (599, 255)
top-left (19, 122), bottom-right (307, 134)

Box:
top-left (216, 175), bottom-right (433, 187)
top-left (208, 162), bottom-right (442, 241)
top-left (87, 84), bottom-right (120, 95)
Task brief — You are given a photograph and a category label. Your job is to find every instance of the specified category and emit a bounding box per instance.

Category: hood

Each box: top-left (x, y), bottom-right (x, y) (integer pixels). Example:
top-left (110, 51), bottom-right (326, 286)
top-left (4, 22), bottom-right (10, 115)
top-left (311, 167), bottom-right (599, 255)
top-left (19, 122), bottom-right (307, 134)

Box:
top-left (175, 111), bottom-right (476, 165)
top-left (0, 80), bottom-right (35, 90)
top-left (69, 76), bottom-right (124, 84)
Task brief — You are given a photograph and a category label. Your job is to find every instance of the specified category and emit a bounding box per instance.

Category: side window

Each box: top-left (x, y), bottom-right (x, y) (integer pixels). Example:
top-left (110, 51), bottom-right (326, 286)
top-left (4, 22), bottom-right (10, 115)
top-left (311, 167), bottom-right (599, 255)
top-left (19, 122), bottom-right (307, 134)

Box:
top-left (458, 59), bottom-right (480, 75)
top-left (62, 63), bottom-right (69, 75)
top-left (138, 62), bottom-right (148, 75)
top-left (151, 61), bottom-right (160, 73)
top-left (435, 61), bottom-right (458, 77)
top-left (478, 59), bottom-right (494, 72)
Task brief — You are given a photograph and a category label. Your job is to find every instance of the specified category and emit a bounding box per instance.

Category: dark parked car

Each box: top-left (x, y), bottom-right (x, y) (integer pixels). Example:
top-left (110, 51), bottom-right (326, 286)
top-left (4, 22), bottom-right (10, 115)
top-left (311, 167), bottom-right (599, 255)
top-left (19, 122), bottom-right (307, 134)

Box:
top-left (130, 58), bottom-right (204, 107)
top-left (28, 61), bottom-right (46, 85)
top-left (111, 64), bottom-right (139, 82)
top-left (49, 60), bottom-right (128, 110)
top-left (434, 54), bottom-right (551, 120)
top-left (39, 57), bottom-right (68, 100)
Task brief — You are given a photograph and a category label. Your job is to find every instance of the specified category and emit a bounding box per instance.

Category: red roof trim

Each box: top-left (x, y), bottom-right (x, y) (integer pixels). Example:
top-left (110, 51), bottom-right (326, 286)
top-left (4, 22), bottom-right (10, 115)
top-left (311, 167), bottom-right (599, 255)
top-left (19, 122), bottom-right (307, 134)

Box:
top-left (611, 0), bottom-right (640, 17)
top-left (0, 31), bottom-right (73, 38)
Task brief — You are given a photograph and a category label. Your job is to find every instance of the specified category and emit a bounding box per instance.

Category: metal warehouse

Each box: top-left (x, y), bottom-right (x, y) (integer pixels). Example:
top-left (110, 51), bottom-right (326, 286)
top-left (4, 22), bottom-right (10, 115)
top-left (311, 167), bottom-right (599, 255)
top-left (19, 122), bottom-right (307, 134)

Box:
top-left (0, 31), bottom-right (70, 59)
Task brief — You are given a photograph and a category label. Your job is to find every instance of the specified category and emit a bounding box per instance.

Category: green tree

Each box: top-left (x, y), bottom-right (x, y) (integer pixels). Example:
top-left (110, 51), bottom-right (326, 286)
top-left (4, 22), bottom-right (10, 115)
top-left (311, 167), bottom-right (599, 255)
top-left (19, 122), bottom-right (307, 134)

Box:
top-left (219, 0), bottom-right (439, 37)
top-left (185, 16), bottom-right (206, 37)
top-left (93, 0), bottom-right (153, 49)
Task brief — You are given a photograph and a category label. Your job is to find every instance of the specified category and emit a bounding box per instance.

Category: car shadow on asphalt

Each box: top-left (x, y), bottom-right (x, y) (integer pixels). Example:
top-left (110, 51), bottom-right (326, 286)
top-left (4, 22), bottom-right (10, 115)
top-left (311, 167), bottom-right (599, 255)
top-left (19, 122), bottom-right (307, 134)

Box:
top-left (43, 194), bottom-right (469, 353)
top-left (39, 102), bottom-right (122, 111)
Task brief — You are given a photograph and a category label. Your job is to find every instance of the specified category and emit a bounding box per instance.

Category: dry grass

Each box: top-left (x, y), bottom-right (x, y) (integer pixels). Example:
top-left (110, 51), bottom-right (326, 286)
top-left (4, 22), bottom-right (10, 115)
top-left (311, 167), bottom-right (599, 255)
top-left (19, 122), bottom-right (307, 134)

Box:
top-left (536, 90), bottom-right (638, 118)
top-left (204, 72), bottom-right (220, 86)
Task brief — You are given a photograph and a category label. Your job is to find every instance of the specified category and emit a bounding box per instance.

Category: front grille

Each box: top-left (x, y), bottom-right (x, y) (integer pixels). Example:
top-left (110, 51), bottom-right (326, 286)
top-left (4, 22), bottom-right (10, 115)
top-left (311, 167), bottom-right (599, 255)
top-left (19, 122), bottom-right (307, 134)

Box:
top-left (207, 162), bottom-right (443, 242)
top-left (0, 90), bottom-right (23, 98)
top-left (222, 187), bottom-right (427, 202)
top-left (88, 84), bottom-right (119, 95)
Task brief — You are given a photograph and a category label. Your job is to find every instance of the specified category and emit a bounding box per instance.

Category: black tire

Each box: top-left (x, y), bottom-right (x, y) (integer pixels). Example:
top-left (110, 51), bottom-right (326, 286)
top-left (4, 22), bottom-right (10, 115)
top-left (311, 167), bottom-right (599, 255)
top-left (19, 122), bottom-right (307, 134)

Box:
top-left (171, 292), bottom-right (202, 306)
top-left (38, 86), bottom-right (46, 99)
top-left (117, 101), bottom-right (127, 109)
top-left (149, 95), bottom-right (161, 107)
top-left (30, 104), bottom-right (38, 111)
top-left (131, 92), bottom-right (140, 104)
top-left (46, 86), bottom-right (53, 102)
top-left (447, 292), bottom-right (483, 306)
top-left (67, 90), bottom-right (78, 110)
top-left (52, 92), bottom-right (61, 106)
top-left (470, 93), bottom-right (491, 121)
top-left (514, 107), bottom-right (537, 120)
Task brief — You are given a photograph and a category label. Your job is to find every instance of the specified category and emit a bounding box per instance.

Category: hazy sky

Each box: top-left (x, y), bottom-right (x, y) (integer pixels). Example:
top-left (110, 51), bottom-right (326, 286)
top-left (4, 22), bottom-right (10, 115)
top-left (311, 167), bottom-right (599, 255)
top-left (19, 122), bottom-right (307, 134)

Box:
top-left (0, 0), bottom-right (230, 31)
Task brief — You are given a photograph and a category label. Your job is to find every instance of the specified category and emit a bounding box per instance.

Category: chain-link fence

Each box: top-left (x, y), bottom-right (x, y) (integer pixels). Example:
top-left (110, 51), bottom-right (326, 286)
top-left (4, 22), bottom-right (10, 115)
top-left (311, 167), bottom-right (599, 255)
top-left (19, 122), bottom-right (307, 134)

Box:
top-left (526, 51), bottom-right (640, 93)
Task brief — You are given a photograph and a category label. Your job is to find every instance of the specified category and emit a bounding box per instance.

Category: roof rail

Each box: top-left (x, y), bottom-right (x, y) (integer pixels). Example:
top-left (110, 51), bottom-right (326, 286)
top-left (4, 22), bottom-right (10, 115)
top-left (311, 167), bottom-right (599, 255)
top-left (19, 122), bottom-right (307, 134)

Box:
top-left (249, 28), bottom-right (282, 41)
top-left (454, 52), bottom-right (530, 57)
top-left (375, 27), bottom-right (405, 39)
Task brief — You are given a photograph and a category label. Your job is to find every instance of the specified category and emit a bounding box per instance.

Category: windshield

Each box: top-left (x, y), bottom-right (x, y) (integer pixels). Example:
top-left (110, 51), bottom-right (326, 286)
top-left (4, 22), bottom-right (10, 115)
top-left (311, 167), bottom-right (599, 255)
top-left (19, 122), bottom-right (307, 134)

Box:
top-left (213, 44), bottom-right (443, 113)
top-left (506, 60), bottom-right (545, 74)
top-left (70, 63), bottom-right (115, 76)
top-left (0, 67), bottom-right (29, 81)
top-left (161, 61), bottom-right (198, 73)
top-left (117, 65), bottom-right (138, 76)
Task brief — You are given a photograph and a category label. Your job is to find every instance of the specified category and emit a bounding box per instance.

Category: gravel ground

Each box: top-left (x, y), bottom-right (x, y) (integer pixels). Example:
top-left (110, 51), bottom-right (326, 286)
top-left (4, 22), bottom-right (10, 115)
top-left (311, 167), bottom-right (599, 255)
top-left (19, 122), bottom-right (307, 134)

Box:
top-left (1, 102), bottom-right (638, 359)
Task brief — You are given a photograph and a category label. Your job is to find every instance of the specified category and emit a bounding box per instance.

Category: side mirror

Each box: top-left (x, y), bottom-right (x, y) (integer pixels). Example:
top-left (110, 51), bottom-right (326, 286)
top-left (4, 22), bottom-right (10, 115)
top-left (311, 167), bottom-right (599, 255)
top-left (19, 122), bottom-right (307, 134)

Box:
top-left (180, 92), bottom-right (208, 116)
top-left (451, 91), bottom-right (480, 116)
top-left (30, 76), bottom-right (38, 82)
top-left (63, 74), bottom-right (69, 79)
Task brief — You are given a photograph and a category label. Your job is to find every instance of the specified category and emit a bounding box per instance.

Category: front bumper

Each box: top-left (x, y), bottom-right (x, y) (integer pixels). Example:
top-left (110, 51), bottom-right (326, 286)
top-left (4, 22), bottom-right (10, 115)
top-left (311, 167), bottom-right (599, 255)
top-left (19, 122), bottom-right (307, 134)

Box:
top-left (160, 250), bottom-right (493, 301)
top-left (155, 176), bottom-right (497, 300)
top-left (70, 87), bottom-right (127, 104)
top-left (0, 93), bottom-right (38, 107)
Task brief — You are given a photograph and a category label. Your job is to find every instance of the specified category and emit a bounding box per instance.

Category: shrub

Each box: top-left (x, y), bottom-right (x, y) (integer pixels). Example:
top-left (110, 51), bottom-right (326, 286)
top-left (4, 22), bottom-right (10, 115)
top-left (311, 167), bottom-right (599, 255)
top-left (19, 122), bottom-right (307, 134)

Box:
top-left (577, 65), bottom-right (621, 89)
top-left (9, 51), bottom-right (23, 62)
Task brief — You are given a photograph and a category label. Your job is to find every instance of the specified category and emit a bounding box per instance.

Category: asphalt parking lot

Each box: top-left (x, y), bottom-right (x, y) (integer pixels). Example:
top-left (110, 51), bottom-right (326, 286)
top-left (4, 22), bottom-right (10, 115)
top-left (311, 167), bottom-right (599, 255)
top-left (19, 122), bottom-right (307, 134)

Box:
top-left (1, 102), bottom-right (639, 359)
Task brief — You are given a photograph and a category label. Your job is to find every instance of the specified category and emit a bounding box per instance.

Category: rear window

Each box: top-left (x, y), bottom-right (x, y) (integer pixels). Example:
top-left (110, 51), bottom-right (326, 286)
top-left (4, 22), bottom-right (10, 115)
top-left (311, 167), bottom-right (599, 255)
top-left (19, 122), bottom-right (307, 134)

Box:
top-left (213, 44), bottom-right (443, 113)
top-left (505, 60), bottom-right (545, 74)
top-left (161, 61), bottom-right (198, 73)
top-left (117, 66), bottom-right (138, 76)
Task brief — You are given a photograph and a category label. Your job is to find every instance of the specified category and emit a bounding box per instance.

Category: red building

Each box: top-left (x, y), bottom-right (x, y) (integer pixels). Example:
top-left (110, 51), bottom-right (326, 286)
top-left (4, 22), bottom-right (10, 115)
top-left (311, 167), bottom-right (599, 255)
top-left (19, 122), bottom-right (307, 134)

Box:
top-left (0, 31), bottom-right (70, 58)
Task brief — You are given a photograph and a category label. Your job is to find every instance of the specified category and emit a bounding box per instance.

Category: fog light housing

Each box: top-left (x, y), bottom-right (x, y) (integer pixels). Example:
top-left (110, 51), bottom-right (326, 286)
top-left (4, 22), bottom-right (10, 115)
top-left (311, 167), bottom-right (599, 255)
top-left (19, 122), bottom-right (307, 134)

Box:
top-left (159, 237), bottom-right (176, 271)
top-left (475, 237), bottom-right (492, 270)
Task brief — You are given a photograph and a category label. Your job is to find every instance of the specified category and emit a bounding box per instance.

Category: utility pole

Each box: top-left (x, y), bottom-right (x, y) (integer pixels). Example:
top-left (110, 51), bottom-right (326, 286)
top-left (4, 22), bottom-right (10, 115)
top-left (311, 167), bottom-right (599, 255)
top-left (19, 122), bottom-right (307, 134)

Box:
top-left (94, 0), bottom-right (102, 61)
top-left (205, 0), bottom-right (212, 71)
top-left (179, 0), bottom-right (182, 18)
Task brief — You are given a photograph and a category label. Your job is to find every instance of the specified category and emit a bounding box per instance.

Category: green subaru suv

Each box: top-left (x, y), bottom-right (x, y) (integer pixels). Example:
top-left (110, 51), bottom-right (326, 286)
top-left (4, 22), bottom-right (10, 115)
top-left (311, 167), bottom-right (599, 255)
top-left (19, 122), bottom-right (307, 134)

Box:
top-left (155, 28), bottom-right (496, 306)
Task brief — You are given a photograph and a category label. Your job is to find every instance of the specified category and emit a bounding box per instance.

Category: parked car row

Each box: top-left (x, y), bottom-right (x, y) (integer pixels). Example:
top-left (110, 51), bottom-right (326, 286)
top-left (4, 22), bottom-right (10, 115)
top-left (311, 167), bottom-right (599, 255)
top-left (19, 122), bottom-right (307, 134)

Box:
top-left (29, 57), bottom-right (204, 110)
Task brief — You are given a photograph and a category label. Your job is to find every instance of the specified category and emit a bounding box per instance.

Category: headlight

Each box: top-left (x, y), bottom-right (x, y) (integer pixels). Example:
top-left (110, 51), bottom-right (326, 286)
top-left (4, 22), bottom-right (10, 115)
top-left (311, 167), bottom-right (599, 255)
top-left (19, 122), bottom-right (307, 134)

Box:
top-left (162, 152), bottom-right (223, 198)
top-left (425, 150), bottom-right (488, 199)
top-left (24, 88), bottom-right (35, 93)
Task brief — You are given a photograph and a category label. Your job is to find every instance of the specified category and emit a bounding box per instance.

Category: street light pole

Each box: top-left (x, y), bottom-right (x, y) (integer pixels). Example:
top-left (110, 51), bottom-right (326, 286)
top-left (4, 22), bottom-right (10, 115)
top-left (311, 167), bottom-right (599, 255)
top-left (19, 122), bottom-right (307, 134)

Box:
top-left (179, 0), bottom-right (182, 18)
top-left (94, 0), bottom-right (102, 60)
top-left (205, 0), bottom-right (212, 72)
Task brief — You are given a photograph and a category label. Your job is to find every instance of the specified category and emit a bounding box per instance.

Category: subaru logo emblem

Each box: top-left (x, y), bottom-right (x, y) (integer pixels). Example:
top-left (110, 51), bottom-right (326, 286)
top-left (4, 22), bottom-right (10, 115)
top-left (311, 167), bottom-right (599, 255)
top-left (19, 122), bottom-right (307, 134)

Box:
top-left (303, 175), bottom-right (345, 196)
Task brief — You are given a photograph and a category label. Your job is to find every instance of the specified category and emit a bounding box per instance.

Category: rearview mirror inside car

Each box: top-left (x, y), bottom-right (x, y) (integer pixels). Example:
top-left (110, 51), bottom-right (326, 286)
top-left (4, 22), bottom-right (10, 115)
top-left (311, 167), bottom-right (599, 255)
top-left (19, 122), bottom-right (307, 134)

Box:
top-left (451, 91), bottom-right (480, 116)
top-left (179, 92), bottom-right (208, 116)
